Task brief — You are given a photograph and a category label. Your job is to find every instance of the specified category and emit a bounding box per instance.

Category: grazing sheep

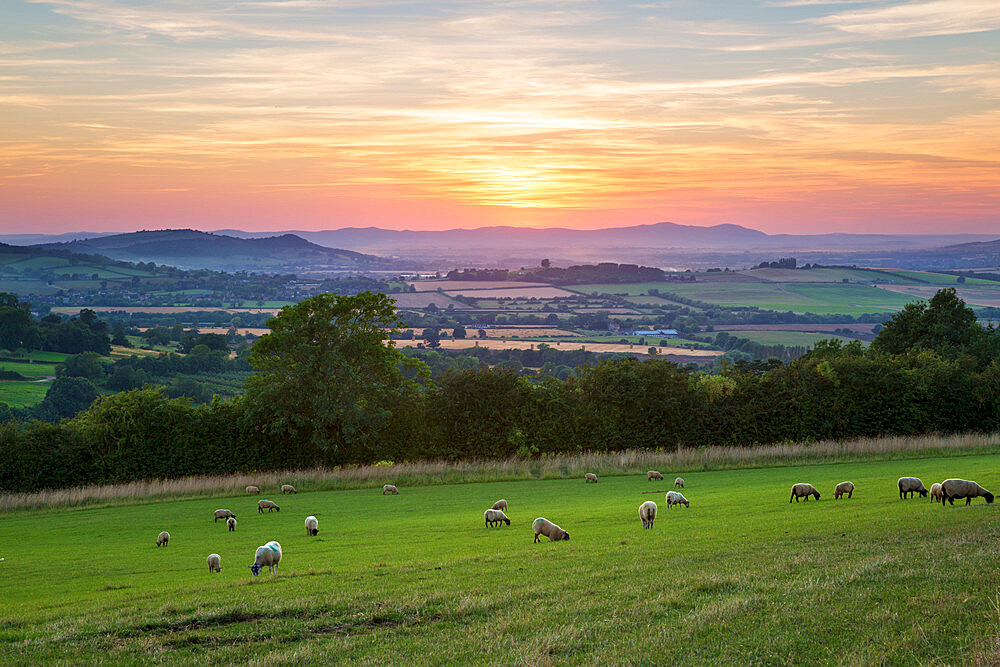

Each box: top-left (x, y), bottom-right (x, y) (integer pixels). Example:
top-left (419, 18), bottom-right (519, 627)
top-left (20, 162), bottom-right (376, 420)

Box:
top-left (674, 477), bottom-right (685, 489)
top-left (638, 500), bottom-right (657, 529)
top-left (929, 482), bottom-right (944, 503)
top-left (666, 491), bottom-right (690, 508)
top-left (383, 484), bottom-right (399, 495)
top-left (834, 481), bottom-right (855, 500)
top-left (484, 508), bottom-right (511, 527)
top-left (227, 517), bottom-right (237, 532)
top-left (532, 517), bottom-right (569, 542)
top-left (258, 499), bottom-right (280, 513)
top-left (305, 515), bottom-right (319, 536)
top-left (491, 499), bottom-right (507, 511)
top-left (246, 485), bottom-right (260, 494)
top-left (207, 553), bottom-right (221, 573)
top-left (897, 477), bottom-right (927, 499)
top-left (156, 531), bottom-right (170, 547)
top-left (213, 509), bottom-right (236, 522)
top-left (789, 483), bottom-right (820, 503)
top-left (281, 484), bottom-right (297, 495)
top-left (249, 541), bottom-right (282, 576)
top-left (647, 471), bottom-right (664, 481)
top-left (585, 473), bottom-right (598, 483)
top-left (941, 478), bottom-right (995, 506)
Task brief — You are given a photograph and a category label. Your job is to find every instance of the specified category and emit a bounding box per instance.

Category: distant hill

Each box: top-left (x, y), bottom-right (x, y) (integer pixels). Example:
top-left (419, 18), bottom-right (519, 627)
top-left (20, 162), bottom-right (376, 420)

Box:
top-left (934, 238), bottom-right (1000, 258)
top-left (34, 230), bottom-right (387, 272)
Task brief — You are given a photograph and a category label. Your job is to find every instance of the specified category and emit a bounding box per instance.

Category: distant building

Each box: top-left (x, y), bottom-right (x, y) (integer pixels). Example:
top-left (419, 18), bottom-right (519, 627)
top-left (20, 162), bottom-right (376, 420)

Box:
top-left (631, 329), bottom-right (678, 338)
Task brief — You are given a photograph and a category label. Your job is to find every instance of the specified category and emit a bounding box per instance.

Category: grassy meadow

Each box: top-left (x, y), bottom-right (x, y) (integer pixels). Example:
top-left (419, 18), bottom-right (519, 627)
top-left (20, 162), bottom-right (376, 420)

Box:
top-left (2, 451), bottom-right (1000, 663)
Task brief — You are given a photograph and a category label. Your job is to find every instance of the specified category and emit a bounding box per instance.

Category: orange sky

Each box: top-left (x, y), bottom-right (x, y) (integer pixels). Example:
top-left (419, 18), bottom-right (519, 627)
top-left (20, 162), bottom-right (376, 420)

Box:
top-left (2, 0), bottom-right (999, 234)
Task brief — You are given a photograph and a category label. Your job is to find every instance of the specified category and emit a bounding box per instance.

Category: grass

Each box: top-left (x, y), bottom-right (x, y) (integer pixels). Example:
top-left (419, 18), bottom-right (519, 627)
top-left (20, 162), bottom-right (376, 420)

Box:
top-left (0, 360), bottom-right (59, 379)
top-left (2, 450), bottom-right (1000, 663)
top-left (715, 329), bottom-right (859, 346)
top-left (658, 282), bottom-right (920, 315)
top-left (0, 380), bottom-right (49, 408)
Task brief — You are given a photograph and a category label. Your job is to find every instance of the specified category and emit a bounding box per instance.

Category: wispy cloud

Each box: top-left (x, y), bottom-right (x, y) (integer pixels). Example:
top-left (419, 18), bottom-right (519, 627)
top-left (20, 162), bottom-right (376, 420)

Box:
top-left (811, 0), bottom-right (1000, 39)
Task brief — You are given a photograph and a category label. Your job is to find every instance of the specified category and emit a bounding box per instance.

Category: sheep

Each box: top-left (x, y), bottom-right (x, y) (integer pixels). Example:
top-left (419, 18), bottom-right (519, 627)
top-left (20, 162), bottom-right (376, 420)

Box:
top-left (789, 483), bottom-right (820, 503)
top-left (674, 477), bottom-right (685, 489)
top-left (213, 509), bottom-right (236, 522)
top-left (258, 499), bottom-right (280, 513)
top-left (249, 541), bottom-right (282, 576)
top-left (647, 471), bottom-right (664, 481)
top-left (383, 484), bottom-right (399, 495)
top-left (941, 478), bottom-right (995, 506)
top-left (246, 485), bottom-right (260, 494)
top-left (484, 508), bottom-right (511, 527)
top-left (227, 517), bottom-right (237, 532)
top-left (834, 481), bottom-right (855, 500)
top-left (638, 500), bottom-right (657, 529)
top-left (666, 491), bottom-right (690, 508)
top-left (207, 553), bottom-right (221, 573)
top-left (585, 473), bottom-right (598, 483)
top-left (897, 477), bottom-right (927, 499)
top-left (929, 482), bottom-right (944, 503)
top-left (281, 484), bottom-right (297, 495)
top-left (491, 499), bottom-right (508, 511)
top-left (156, 531), bottom-right (170, 547)
top-left (305, 515), bottom-right (319, 536)
top-left (532, 517), bottom-right (569, 542)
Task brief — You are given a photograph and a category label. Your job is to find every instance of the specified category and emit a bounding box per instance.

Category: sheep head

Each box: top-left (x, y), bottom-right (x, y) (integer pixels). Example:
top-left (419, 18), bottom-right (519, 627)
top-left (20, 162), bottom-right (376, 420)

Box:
top-left (986, 492), bottom-right (995, 504)
top-left (250, 564), bottom-right (262, 576)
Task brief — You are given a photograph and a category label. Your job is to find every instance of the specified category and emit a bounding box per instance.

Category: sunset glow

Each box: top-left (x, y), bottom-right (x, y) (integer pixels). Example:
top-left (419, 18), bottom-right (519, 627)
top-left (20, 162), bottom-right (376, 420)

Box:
top-left (2, 0), bottom-right (999, 234)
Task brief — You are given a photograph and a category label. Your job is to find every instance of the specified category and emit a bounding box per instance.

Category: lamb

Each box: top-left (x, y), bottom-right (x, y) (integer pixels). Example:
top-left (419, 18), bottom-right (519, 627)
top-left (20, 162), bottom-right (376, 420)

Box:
top-left (834, 481), bottom-right (855, 500)
top-left (585, 473), bottom-right (598, 483)
top-left (246, 485), bottom-right (260, 494)
top-left (383, 484), bottom-right (399, 495)
top-left (638, 500), bottom-right (657, 529)
top-left (484, 508), bottom-right (511, 527)
top-left (281, 484), bottom-right (297, 495)
top-left (213, 509), bottom-right (236, 522)
top-left (156, 531), bottom-right (170, 547)
top-left (666, 491), bottom-right (690, 508)
top-left (674, 477), bottom-right (685, 489)
top-left (789, 483), bottom-right (820, 502)
top-left (305, 515), bottom-right (319, 536)
top-left (227, 517), bottom-right (237, 532)
top-left (647, 471), bottom-right (664, 481)
top-left (491, 499), bottom-right (508, 511)
top-left (897, 477), bottom-right (927, 499)
top-left (249, 540), bottom-right (282, 576)
top-left (207, 553), bottom-right (221, 573)
top-left (258, 499), bottom-right (280, 513)
top-left (929, 482), bottom-right (944, 503)
top-left (941, 478), bottom-right (995, 506)
top-left (532, 517), bottom-right (569, 542)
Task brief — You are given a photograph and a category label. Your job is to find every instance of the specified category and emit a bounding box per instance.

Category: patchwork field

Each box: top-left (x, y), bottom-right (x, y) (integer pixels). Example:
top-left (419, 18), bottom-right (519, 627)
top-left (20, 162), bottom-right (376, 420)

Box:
top-left (444, 286), bottom-right (575, 299)
top-left (394, 338), bottom-right (722, 357)
top-left (2, 453), bottom-right (998, 663)
top-left (878, 285), bottom-right (1000, 308)
top-left (651, 282), bottom-right (919, 315)
top-left (408, 280), bottom-right (546, 292)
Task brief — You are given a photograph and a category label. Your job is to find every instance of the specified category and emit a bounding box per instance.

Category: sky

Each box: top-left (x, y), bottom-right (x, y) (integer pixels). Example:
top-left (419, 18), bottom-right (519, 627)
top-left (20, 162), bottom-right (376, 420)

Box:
top-left (1, 0), bottom-right (999, 235)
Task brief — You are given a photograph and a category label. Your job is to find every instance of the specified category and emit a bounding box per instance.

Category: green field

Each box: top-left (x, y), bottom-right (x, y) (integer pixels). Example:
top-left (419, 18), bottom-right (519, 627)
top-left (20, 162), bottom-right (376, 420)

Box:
top-left (716, 330), bottom-right (859, 346)
top-left (653, 282), bottom-right (919, 315)
top-left (3, 453), bottom-right (999, 662)
top-left (0, 380), bottom-right (50, 408)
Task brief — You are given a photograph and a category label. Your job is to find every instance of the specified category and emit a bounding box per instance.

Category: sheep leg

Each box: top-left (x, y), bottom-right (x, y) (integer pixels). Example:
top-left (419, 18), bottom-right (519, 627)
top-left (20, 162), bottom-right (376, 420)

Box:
top-left (534, 534), bottom-right (539, 543)
top-left (966, 497), bottom-right (972, 506)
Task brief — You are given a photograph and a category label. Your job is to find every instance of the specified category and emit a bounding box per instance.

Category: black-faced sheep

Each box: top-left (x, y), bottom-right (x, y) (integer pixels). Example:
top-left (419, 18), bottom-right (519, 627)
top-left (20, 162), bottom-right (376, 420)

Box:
top-left (666, 491), bottom-right (690, 508)
top-left (638, 500), bottom-right (657, 528)
top-left (897, 477), bottom-right (927, 499)
top-left (674, 477), bottom-right (685, 489)
top-left (929, 482), bottom-right (944, 503)
top-left (156, 531), bottom-right (169, 547)
top-left (258, 499), bottom-right (280, 513)
top-left (491, 499), bottom-right (507, 511)
top-left (532, 517), bottom-right (569, 542)
top-left (941, 479), bottom-right (995, 506)
top-left (227, 517), bottom-right (237, 532)
top-left (305, 515), bottom-right (319, 536)
top-left (647, 471), bottom-right (664, 481)
top-left (249, 541), bottom-right (282, 576)
top-left (246, 485), bottom-right (260, 494)
top-left (383, 484), bottom-right (399, 495)
top-left (834, 481), bottom-right (854, 499)
top-left (213, 509), bottom-right (235, 522)
top-left (584, 473), bottom-right (598, 483)
top-left (789, 483), bottom-right (820, 502)
top-left (281, 484), bottom-right (297, 495)
top-left (207, 553), bottom-right (221, 573)
top-left (484, 508), bottom-right (511, 527)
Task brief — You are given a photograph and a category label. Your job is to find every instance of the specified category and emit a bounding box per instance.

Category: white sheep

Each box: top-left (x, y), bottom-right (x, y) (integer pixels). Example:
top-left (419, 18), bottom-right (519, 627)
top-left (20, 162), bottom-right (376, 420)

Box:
top-left (638, 500), bottom-right (657, 529)
top-left (647, 471), bottom-right (664, 481)
top-left (789, 483), bottom-right (820, 502)
top-left (941, 479), bottom-right (995, 506)
top-left (532, 517), bottom-right (569, 542)
top-left (484, 508), bottom-right (511, 527)
top-left (674, 477), bottom-right (685, 489)
top-left (383, 484), bottom-right (399, 495)
top-left (897, 477), bottom-right (927, 499)
top-left (246, 485), bottom-right (260, 494)
top-left (834, 481), bottom-right (854, 500)
top-left (585, 473), bottom-right (598, 483)
top-left (929, 482), bottom-right (944, 503)
top-left (207, 553), bottom-right (221, 573)
top-left (156, 531), bottom-right (170, 547)
top-left (213, 509), bottom-right (236, 522)
top-left (281, 484), bottom-right (297, 495)
top-left (491, 499), bottom-right (507, 511)
top-left (258, 499), bottom-right (280, 513)
top-left (227, 517), bottom-right (237, 532)
top-left (666, 491), bottom-right (690, 508)
top-left (249, 541), bottom-right (282, 576)
top-left (305, 515), bottom-right (319, 536)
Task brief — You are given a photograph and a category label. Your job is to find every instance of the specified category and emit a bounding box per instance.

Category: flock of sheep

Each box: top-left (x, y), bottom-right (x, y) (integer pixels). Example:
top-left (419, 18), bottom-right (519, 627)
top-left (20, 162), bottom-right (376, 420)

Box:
top-left (786, 476), bottom-right (994, 505)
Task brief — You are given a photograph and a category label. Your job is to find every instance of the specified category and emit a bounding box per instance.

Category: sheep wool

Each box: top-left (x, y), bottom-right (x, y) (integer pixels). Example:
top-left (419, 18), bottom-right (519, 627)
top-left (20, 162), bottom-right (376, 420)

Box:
top-left (484, 508), bottom-right (511, 527)
top-left (789, 483), bottom-right (820, 503)
top-left (491, 499), bottom-right (507, 511)
top-left (383, 484), bottom-right (399, 495)
top-left (207, 553), bottom-right (221, 573)
top-left (213, 509), bottom-right (235, 522)
top-left (533, 517), bottom-right (569, 542)
top-left (929, 482), bottom-right (944, 503)
top-left (834, 481), bottom-right (855, 500)
top-left (647, 471), bottom-right (664, 481)
top-left (156, 531), bottom-right (169, 547)
top-left (250, 541), bottom-right (282, 577)
top-left (638, 500), bottom-right (657, 529)
top-left (305, 515), bottom-right (319, 536)
top-left (281, 484), bottom-right (297, 495)
top-left (258, 499), bottom-right (280, 513)
top-left (941, 479), bottom-right (995, 506)
top-left (246, 485), bottom-right (260, 494)
top-left (897, 477), bottom-right (927, 499)
top-left (666, 491), bottom-right (690, 508)
top-left (585, 473), bottom-right (598, 483)
top-left (227, 517), bottom-right (237, 532)
top-left (674, 477), bottom-right (685, 489)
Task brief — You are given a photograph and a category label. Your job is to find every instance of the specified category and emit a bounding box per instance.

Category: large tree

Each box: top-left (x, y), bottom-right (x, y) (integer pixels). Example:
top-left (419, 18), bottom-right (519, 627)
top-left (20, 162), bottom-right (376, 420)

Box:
top-left (244, 292), bottom-right (411, 464)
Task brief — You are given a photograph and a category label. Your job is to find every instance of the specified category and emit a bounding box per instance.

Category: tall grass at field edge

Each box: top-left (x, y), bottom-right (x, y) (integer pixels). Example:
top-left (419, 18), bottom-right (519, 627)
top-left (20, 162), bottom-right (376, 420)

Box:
top-left (2, 432), bottom-right (997, 513)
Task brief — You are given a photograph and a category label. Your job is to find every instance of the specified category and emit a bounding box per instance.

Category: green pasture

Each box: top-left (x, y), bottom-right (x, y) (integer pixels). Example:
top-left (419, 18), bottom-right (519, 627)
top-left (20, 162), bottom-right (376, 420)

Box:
top-left (715, 329), bottom-right (859, 346)
top-left (2, 453), bottom-right (999, 663)
top-left (0, 360), bottom-right (58, 379)
top-left (0, 380), bottom-right (49, 408)
top-left (890, 270), bottom-right (998, 286)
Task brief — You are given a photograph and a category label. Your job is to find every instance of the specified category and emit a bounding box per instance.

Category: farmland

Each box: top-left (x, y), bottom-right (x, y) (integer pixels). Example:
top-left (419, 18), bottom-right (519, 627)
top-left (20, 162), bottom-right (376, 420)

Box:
top-left (395, 338), bottom-right (722, 358)
top-left (2, 451), bottom-right (998, 663)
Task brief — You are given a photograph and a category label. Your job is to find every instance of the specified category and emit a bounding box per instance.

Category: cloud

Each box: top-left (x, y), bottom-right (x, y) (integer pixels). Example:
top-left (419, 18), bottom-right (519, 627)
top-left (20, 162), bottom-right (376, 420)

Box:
top-left (811, 0), bottom-right (1000, 39)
